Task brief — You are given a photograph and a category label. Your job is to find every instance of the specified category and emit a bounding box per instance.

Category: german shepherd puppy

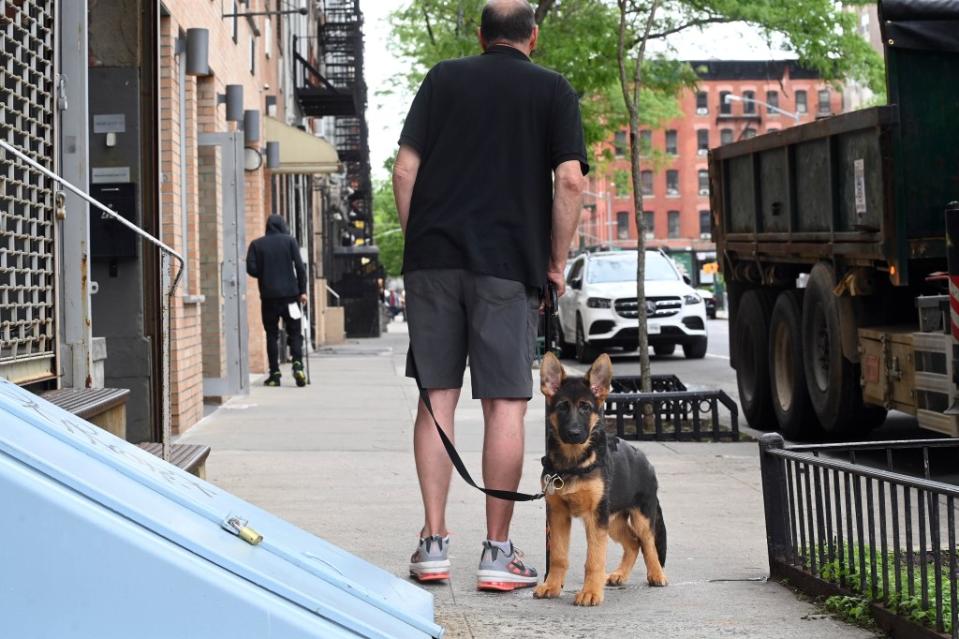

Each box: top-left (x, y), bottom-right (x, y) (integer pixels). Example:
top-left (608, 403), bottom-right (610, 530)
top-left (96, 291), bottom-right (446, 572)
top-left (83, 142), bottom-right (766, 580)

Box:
top-left (533, 352), bottom-right (667, 606)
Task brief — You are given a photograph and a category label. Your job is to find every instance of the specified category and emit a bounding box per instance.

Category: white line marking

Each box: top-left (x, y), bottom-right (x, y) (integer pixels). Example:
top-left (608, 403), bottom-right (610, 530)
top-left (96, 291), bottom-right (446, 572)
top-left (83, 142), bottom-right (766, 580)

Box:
top-left (706, 353), bottom-right (731, 361)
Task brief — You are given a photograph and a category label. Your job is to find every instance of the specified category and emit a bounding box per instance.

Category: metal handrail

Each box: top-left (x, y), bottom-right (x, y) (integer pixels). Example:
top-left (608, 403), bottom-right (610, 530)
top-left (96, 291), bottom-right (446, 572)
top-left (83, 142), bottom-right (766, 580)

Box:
top-left (326, 283), bottom-right (340, 306)
top-left (0, 138), bottom-right (183, 462)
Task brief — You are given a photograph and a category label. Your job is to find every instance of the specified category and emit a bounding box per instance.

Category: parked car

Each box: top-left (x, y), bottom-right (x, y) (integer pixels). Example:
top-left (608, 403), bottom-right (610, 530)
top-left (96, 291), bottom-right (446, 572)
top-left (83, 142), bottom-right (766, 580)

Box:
top-left (557, 250), bottom-right (708, 363)
top-left (697, 287), bottom-right (717, 319)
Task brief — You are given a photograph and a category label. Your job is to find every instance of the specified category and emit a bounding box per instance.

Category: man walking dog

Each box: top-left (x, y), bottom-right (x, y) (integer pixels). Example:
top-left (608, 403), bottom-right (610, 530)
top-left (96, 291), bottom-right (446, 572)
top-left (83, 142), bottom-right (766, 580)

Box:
top-left (246, 214), bottom-right (308, 387)
top-left (393, 0), bottom-right (587, 590)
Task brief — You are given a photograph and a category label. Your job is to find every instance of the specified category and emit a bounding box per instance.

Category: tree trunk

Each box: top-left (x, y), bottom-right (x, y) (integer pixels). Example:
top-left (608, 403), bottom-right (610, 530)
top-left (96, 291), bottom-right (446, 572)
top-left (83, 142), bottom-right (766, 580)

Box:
top-left (617, 0), bottom-right (660, 393)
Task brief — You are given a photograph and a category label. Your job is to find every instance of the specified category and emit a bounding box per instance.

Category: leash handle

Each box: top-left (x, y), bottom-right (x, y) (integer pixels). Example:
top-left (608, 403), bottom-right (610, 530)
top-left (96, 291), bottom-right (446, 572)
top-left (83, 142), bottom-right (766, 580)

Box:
top-left (409, 348), bottom-right (544, 503)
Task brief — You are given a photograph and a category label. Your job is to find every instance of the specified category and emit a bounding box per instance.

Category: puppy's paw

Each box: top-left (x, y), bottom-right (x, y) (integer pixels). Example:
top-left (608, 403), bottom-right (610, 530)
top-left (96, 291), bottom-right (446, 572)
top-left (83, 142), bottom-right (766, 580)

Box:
top-left (647, 571), bottom-right (668, 587)
top-left (573, 588), bottom-right (604, 606)
top-left (533, 582), bottom-right (562, 599)
top-left (606, 571), bottom-right (629, 586)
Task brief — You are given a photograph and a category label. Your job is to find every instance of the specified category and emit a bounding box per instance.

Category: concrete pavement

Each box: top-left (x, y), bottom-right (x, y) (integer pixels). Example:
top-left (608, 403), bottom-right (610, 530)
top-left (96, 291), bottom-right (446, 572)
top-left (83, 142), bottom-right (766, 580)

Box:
top-left (179, 325), bottom-right (879, 639)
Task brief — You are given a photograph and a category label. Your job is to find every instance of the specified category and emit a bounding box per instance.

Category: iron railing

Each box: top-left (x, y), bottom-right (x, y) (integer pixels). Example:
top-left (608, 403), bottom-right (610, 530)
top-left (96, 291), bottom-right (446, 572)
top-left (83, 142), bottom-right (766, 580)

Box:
top-left (759, 433), bottom-right (959, 638)
top-left (604, 375), bottom-right (739, 442)
top-left (0, 138), bottom-right (183, 462)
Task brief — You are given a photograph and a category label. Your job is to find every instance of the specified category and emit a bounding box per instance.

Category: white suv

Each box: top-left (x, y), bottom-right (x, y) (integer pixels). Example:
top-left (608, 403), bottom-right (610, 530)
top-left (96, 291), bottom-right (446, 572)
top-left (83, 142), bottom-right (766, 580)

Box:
top-left (557, 250), bottom-right (708, 362)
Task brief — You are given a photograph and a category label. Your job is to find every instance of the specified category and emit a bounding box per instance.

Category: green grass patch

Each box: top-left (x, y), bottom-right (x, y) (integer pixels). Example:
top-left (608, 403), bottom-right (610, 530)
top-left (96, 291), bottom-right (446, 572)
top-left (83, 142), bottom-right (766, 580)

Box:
top-left (805, 543), bottom-right (956, 633)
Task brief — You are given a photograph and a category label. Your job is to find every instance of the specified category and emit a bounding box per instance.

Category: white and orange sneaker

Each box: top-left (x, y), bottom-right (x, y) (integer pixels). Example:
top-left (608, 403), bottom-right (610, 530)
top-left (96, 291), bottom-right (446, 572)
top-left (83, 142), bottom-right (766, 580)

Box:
top-left (476, 540), bottom-right (538, 591)
top-left (409, 535), bottom-right (451, 583)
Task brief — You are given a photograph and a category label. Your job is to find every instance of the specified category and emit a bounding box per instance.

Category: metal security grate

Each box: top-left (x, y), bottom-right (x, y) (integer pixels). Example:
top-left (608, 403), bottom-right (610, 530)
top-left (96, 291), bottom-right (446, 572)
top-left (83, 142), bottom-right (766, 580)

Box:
top-left (0, 1), bottom-right (57, 374)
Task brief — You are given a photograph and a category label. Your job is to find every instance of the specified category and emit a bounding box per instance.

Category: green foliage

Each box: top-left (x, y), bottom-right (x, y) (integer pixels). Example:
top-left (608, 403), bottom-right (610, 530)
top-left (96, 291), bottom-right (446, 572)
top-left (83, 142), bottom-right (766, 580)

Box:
top-left (613, 169), bottom-right (631, 197)
top-left (373, 175), bottom-right (405, 278)
top-left (813, 543), bottom-right (954, 633)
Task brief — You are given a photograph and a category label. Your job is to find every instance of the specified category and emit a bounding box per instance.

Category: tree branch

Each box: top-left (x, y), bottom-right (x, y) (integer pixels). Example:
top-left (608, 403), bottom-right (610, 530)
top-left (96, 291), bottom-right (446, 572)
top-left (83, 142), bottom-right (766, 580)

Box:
top-left (534, 0), bottom-right (557, 25)
top-left (421, 4), bottom-right (436, 46)
top-left (645, 16), bottom-right (733, 40)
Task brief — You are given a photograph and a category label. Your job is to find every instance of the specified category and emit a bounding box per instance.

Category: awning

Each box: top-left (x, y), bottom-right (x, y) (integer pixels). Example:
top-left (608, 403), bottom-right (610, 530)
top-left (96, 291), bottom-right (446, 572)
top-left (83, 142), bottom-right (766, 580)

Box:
top-left (264, 117), bottom-right (340, 174)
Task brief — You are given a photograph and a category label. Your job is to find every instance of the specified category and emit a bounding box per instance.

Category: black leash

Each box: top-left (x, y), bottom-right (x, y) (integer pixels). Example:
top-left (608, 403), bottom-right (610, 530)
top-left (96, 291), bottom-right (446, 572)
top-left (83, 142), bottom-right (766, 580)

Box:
top-left (407, 284), bottom-right (560, 502)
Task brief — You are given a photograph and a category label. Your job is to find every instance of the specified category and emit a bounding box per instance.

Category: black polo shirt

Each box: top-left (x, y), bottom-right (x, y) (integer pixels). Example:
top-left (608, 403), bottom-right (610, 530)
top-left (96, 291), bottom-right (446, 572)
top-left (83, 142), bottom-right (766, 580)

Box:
top-left (398, 44), bottom-right (589, 289)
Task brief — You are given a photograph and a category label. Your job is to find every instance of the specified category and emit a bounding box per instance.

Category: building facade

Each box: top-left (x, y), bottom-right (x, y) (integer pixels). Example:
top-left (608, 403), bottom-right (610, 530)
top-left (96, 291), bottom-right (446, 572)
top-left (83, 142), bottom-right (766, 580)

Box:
top-left (0, 0), bottom-right (373, 443)
top-left (583, 61), bottom-right (844, 273)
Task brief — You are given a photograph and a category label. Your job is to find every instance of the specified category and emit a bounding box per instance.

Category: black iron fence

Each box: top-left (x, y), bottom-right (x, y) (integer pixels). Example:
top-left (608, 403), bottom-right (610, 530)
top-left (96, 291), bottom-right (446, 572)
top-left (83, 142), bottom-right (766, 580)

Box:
top-left (604, 375), bottom-right (739, 442)
top-left (759, 434), bottom-right (959, 638)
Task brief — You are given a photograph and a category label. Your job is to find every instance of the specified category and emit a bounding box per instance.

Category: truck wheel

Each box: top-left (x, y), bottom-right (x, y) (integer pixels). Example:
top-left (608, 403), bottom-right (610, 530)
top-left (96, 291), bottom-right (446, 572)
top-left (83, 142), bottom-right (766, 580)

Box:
top-left (683, 337), bottom-right (708, 359)
top-left (734, 290), bottom-right (777, 429)
top-left (801, 263), bottom-right (864, 437)
top-left (654, 344), bottom-right (676, 357)
top-left (575, 317), bottom-right (599, 364)
top-left (768, 290), bottom-right (820, 440)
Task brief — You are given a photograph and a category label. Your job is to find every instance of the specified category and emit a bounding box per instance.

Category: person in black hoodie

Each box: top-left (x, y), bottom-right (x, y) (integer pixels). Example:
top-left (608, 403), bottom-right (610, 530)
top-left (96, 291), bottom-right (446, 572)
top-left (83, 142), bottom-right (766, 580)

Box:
top-left (246, 214), bottom-right (308, 387)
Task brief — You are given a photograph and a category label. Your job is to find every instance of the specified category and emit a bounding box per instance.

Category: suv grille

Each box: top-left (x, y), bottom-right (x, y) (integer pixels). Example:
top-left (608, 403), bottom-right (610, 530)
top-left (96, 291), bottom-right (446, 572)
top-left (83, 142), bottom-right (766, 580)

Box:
top-left (615, 296), bottom-right (683, 319)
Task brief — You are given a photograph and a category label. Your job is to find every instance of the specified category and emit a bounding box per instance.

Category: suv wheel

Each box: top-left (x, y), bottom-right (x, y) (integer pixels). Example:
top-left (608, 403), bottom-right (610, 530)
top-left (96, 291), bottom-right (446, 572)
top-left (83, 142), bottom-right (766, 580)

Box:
top-left (557, 320), bottom-right (575, 359)
top-left (575, 317), bottom-right (599, 364)
top-left (683, 336), bottom-right (708, 359)
top-left (654, 344), bottom-right (676, 357)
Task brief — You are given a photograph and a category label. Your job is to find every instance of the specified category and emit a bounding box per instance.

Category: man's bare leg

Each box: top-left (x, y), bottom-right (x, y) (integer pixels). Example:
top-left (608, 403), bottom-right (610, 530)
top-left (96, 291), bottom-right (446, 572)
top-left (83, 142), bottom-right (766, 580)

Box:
top-left (481, 398), bottom-right (528, 541)
top-left (414, 388), bottom-right (461, 537)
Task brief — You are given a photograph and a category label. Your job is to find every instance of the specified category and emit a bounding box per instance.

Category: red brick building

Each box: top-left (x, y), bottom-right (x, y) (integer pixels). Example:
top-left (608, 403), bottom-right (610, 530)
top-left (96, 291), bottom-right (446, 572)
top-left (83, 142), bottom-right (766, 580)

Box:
top-left (582, 60), bottom-right (845, 256)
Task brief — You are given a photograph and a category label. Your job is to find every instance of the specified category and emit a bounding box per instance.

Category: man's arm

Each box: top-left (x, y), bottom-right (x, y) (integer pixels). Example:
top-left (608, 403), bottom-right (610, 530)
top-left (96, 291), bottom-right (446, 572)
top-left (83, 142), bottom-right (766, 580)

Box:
top-left (392, 145), bottom-right (421, 234)
top-left (549, 160), bottom-right (586, 296)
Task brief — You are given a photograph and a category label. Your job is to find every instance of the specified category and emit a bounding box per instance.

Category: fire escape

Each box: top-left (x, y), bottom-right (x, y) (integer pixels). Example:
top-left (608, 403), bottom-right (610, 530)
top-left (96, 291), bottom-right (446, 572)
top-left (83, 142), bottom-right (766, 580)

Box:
top-left (294, 0), bottom-right (380, 337)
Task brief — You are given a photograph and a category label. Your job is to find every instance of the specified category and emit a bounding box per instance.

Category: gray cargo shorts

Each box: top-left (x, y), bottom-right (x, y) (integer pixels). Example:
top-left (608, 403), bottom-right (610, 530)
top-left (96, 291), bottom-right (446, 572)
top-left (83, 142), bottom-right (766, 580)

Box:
top-left (405, 269), bottom-right (540, 399)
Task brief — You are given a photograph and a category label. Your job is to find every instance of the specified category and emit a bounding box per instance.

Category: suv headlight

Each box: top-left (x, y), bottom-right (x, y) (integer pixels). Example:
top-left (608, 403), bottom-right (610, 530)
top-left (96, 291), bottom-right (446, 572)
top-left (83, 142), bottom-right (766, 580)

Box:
top-left (586, 297), bottom-right (612, 309)
top-left (683, 294), bottom-right (702, 305)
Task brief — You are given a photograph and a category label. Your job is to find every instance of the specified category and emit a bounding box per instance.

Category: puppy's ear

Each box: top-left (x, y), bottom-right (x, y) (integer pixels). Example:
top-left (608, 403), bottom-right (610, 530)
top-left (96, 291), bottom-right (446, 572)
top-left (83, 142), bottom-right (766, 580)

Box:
top-left (586, 353), bottom-right (613, 403)
top-left (540, 352), bottom-right (565, 398)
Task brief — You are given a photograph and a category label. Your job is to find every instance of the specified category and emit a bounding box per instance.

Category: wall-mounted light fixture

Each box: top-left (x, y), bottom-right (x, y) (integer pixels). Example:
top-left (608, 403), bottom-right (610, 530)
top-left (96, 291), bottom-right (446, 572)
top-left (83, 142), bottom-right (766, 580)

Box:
top-left (178, 28), bottom-right (210, 76)
top-left (266, 141), bottom-right (280, 170)
top-left (243, 109), bottom-right (260, 145)
top-left (217, 84), bottom-right (244, 122)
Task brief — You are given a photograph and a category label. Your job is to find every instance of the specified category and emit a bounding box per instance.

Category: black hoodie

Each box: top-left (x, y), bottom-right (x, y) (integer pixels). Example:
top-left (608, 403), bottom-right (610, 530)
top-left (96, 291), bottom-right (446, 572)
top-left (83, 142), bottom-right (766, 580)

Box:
top-left (246, 215), bottom-right (307, 300)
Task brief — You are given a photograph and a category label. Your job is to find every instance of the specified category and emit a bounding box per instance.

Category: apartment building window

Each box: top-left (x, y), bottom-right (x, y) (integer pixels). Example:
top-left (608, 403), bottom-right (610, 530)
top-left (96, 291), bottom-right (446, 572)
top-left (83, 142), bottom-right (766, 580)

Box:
top-left (818, 89), bottom-right (831, 115)
top-left (232, 0), bottom-right (239, 43)
top-left (696, 91), bottom-right (708, 115)
top-left (698, 170), bottom-right (709, 195)
top-left (643, 211), bottom-right (655, 239)
top-left (614, 130), bottom-right (627, 157)
top-left (249, 35), bottom-right (256, 74)
top-left (743, 128), bottom-right (757, 139)
top-left (666, 170), bottom-right (679, 196)
top-left (668, 211), bottom-right (680, 239)
top-left (699, 210), bottom-right (712, 238)
top-left (796, 90), bottom-right (808, 114)
top-left (720, 128), bottom-right (733, 145)
top-left (617, 211), bottom-right (630, 240)
top-left (720, 91), bottom-right (731, 115)
top-left (641, 170), bottom-right (653, 196)
top-left (766, 90), bottom-right (779, 115)
top-left (697, 129), bottom-right (709, 154)
top-left (742, 90), bottom-right (756, 114)
top-left (639, 130), bottom-right (651, 156)
top-left (665, 130), bottom-right (678, 154)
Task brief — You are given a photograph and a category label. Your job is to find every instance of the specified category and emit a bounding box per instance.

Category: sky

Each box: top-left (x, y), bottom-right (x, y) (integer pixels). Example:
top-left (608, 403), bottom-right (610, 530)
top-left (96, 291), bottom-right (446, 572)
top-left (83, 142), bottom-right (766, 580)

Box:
top-left (362, 2), bottom-right (796, 181)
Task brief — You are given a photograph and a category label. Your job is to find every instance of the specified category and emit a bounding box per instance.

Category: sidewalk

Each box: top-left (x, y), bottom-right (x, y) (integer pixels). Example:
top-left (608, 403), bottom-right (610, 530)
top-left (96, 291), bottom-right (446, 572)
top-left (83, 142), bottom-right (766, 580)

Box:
top-left (179, 326), bottom-right (878, 639)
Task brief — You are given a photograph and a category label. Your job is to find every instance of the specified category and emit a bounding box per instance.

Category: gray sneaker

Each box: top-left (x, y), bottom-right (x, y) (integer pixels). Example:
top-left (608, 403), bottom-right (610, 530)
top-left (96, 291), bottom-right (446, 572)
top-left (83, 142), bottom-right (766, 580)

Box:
top-left (476, 541), bottom-right (538, 591)
top-left (409, 535), bottom-right (450, 582)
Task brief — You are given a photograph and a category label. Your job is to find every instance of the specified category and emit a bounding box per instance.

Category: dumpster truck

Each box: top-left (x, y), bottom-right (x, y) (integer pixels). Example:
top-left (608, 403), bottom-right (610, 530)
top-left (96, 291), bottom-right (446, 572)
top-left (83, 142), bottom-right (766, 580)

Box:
top-left (709, 0), bottom-right (959, 440)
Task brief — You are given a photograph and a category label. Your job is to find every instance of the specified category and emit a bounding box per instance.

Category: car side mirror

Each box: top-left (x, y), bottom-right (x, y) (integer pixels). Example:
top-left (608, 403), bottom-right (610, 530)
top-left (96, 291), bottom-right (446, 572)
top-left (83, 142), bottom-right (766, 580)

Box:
top-left (683, 274), bottom-right (692, 285)
top-left (570, 279), bottom-right (582, 291)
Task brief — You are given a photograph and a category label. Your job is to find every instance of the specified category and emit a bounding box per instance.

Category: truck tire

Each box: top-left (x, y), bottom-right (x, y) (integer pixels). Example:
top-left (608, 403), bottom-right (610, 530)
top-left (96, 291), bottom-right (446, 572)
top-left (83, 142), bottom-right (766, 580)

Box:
top-left (801, 263), bottom-right (865, 437)
top-left (734, 289), bottom-right (777, 430)
top-left (768, 290), bottom-right (820, 440)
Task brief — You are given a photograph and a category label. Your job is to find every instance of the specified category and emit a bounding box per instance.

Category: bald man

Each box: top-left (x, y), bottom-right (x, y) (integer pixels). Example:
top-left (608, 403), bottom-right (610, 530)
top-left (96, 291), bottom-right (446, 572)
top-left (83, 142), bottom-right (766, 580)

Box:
top-left (394, 0), bottom-right (588, 591)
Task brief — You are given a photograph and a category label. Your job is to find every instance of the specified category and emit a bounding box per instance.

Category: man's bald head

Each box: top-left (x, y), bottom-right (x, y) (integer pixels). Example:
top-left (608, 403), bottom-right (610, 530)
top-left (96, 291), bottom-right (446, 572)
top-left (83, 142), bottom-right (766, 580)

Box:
top-left (481, 0), bottom-right (536, 45)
